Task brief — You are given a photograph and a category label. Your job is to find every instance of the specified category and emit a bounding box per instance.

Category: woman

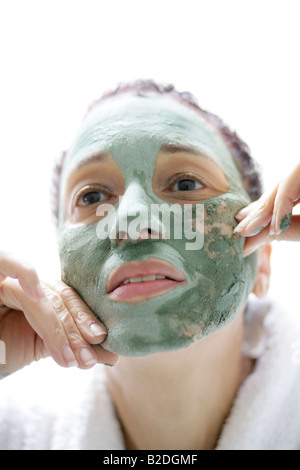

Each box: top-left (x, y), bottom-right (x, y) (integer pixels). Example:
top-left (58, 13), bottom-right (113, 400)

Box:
top-left (0, 80), bottom-right (299, 450)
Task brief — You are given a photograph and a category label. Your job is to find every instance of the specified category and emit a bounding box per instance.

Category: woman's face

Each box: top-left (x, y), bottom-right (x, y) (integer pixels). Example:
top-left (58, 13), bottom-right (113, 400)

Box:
top-left (58, 94), bottom-right (257, 357)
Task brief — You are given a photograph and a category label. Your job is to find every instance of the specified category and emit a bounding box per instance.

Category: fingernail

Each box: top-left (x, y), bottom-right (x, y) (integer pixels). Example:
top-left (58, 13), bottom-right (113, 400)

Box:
top-left (79, 348), bottom-right (97, 366)
top-left (235, 208), bottom-right (250, 220)
top-left (270, 213), bottom-right (278, 235)
top-left (269, 227), bottom-right (281, 237)
top-left (90, 322), bottom-right (107, 337)
top-left (243, 245), bottom-right (259, 257)
top-left (234, 224), bottom-right (243, 233)
top-left (62, 346), bottom-right (78, 367)
top-left (234, 220), bottom-right (248, 233)
top-left (35, 284), bottom-right (46, 300)
top-left (104, 358), bottom-right (119, 367)
top-left (234, 212), bottom-right (256, 232)
top-left (27, 284), bottom-right (46, 302)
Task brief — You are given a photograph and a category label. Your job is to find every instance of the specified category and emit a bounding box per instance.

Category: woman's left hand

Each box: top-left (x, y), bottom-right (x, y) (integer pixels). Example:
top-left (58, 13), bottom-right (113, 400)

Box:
top-left (234, 161), bottom-right (300, 256)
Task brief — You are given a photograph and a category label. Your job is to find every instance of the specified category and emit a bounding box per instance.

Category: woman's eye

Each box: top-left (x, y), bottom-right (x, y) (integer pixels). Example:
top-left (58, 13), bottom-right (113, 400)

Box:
top-left (171, 179), bottom-right (204, 191)
top-left (78, 191), bottom-right (108, 206)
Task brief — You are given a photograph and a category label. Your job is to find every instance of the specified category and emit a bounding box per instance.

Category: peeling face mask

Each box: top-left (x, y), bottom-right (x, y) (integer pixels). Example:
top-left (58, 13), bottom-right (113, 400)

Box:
top-left (58, 94), bottom-right (258, 357)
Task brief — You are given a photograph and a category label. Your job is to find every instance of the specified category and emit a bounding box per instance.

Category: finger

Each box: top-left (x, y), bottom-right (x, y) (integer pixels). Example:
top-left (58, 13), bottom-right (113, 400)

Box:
top-left (46, 280), bottom-right (108, 345)
top-left (91, 343), bottom-right (119, 367)
top-left (242, 225), bottom-right (271, 257)
top-left (274, 214), bottom-right (300, 242)
top-left (235, 200), bottom-right (260, 221)
top-left (270, 162), bottom-right (300, 235)
top-left (242, 214), bottom-right (300, 257)
top-left (47, 281), bottom-right (119, 366)
top-left (0, 251), bottom-right (44, 302)
top-left (42, 284), bottom-right (103, 369)
top-left (234, 186), bottom-right (278, 236)
top-left (0, 278), bottom-right (78, 368)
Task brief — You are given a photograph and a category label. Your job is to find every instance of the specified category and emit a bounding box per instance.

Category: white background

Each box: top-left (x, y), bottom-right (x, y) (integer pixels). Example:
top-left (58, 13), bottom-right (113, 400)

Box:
top-left (0, 0), bottom-right (299, 313)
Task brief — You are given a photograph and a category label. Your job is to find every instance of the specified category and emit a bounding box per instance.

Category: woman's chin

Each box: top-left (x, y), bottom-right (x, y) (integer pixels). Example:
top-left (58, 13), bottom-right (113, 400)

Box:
top-left (100, 329), bottom-right (198, 357)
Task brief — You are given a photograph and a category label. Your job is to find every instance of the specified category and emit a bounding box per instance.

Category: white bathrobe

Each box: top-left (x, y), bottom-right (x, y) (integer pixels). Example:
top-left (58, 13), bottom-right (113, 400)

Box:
top-left (1, 295), bottom-right (300, 450)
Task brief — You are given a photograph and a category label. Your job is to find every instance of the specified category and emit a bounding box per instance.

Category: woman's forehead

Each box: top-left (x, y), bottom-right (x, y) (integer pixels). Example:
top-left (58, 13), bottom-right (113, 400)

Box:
top-left (83, 93), bottom-right (204, 125)
top-left (67, 94), bottom-right (235, 170)
top-left (74, 94), bottom-right (211, 148)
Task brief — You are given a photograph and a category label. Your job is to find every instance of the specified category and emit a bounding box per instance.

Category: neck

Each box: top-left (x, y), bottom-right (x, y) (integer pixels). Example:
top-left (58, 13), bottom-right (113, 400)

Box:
top-left (105, 310), bottom-right (253, 450)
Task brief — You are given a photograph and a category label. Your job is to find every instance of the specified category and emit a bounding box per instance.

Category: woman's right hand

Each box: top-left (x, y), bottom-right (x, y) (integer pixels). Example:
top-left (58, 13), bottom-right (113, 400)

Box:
top-left (0, 251), bottom-right (119, 379)
top-left (234, 161), bottom-right (300, 255)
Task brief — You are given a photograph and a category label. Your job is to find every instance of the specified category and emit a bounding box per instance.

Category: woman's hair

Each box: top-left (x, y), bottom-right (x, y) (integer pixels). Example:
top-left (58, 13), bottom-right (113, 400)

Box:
top-left (51, 79), bottom-right (263, 224)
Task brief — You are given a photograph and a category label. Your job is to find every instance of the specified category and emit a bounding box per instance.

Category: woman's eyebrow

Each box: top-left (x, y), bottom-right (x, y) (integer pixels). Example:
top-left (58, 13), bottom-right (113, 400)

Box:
top-left (161, 143), bottom-right (215, 160)
top-left (72, 150), bottom-right (111, 172)
top-left (160, 143), bottom-right (224, 170)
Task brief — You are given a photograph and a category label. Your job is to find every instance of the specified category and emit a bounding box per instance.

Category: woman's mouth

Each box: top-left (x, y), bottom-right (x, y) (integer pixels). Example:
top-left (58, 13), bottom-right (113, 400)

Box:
top-left (106, 257), bottom-right (186, 303)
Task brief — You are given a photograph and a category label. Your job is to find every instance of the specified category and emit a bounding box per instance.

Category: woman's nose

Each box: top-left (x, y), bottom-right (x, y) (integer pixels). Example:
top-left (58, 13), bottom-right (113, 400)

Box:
top-left (109, 182), bottom-right (165, 246)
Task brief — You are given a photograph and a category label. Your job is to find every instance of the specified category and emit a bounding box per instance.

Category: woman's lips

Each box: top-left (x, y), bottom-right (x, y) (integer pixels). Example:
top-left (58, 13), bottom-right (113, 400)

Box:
top-left (106, 257), bottom-right (186, 303)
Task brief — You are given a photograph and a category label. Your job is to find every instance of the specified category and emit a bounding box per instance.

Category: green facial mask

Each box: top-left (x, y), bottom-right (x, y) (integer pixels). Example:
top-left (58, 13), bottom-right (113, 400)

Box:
top-left (58, 94), bottom-right (257, 357)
